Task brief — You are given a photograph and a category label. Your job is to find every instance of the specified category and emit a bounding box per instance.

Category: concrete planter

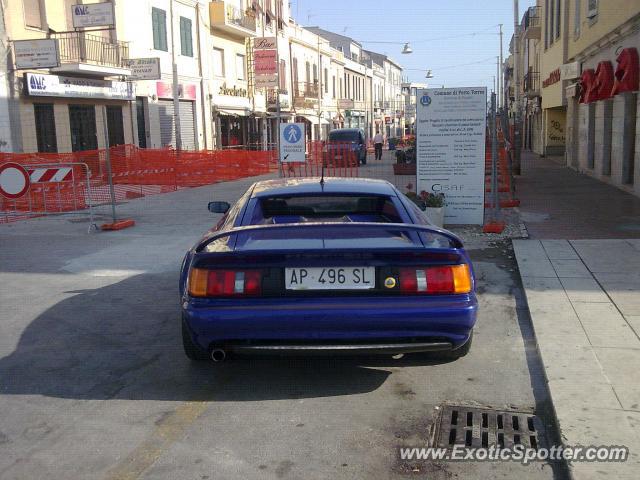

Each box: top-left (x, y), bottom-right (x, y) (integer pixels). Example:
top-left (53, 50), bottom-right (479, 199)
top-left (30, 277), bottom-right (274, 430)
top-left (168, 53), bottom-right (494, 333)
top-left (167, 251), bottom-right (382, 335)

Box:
top-left (392, 163), bottom-right (416, 175)
top-left (425, 207), bottom-right (444, 227)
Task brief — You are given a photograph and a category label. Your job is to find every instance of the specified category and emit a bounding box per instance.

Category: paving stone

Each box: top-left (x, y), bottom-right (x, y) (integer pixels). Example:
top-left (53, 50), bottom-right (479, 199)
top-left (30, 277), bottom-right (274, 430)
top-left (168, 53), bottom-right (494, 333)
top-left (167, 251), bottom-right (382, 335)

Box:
top-left (572, 240), bottom-right (640, 274)
top-left (541, 239), bottom-right (579, 260)
top-left (513, 240), bottom-right (557, 277)
top-left (560, 277), bottom-right (610, 303)
top-left (551, 259), bottom-right (593, 278)
top-left (572, 303), bottom-right (640, 349)
top-left (547, 379), bottom-right (620, 410)
top-left (625, 315), bottom-right (640, 337)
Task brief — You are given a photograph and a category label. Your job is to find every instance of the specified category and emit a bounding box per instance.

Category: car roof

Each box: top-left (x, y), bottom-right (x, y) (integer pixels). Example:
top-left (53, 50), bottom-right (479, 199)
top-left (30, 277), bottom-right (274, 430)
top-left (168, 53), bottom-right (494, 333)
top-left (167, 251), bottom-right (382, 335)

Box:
top-left (250, 177), bottom-right (398, 198)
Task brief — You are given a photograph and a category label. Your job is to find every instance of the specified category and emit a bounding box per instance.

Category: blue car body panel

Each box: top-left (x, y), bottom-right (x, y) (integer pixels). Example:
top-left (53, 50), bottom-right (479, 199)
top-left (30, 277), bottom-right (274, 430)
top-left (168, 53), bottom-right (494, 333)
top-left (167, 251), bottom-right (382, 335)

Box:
top-left (180, 178), bottom-right (478, 354)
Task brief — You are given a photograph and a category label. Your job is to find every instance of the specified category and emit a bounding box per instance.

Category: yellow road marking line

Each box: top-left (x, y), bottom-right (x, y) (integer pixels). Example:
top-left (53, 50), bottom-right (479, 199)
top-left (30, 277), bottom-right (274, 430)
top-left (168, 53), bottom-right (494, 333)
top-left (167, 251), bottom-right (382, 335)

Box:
top-left (104, 402), bottom-right (209, 480)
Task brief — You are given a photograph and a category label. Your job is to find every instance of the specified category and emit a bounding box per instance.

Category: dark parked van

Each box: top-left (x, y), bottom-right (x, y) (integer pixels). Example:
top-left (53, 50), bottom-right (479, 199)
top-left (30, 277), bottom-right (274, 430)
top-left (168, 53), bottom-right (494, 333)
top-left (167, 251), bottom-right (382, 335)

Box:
top-left (323, 128), bottom-right (367, 166)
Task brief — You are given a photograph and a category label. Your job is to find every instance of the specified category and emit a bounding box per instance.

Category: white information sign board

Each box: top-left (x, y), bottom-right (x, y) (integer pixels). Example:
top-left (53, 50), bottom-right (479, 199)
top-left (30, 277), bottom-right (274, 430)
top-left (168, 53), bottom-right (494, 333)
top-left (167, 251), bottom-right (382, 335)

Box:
top-left (72, 2), bottom-right (115, 28)
top-left (126, 58), bottom-right (161, 81)
top-left (13, 39), bottom-right (59, 69)
top-left (416, 87), bottom-right (487, 225)
top-left (279, 123), bottom-right (305, 163)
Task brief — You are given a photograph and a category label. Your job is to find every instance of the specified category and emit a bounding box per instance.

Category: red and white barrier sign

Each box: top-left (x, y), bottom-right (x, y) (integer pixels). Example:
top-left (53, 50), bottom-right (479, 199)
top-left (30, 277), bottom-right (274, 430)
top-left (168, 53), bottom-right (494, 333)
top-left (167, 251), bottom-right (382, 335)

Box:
top-left (0, 162), bottom-right (31, 199)
top-left (28, 167), bottom-right (73, 183)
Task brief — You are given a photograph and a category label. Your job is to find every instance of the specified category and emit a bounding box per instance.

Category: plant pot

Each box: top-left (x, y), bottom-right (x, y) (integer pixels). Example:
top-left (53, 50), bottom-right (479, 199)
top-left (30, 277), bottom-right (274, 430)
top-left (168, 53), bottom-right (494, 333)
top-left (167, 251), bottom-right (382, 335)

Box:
top-left (425, 207), bottom-right (444, 227)
top-left (392, 163), bottom-right (416, 175)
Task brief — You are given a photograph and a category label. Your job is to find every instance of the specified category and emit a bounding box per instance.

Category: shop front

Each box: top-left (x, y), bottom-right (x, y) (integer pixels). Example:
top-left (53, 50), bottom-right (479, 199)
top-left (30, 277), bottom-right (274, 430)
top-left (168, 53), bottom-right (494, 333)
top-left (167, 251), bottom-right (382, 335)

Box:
top-left (21, 72), bottom-right (135, 153)
top-left (154, 81), bottom-right (198, 150)
top-left (213, 82), bottom-right (252, 149)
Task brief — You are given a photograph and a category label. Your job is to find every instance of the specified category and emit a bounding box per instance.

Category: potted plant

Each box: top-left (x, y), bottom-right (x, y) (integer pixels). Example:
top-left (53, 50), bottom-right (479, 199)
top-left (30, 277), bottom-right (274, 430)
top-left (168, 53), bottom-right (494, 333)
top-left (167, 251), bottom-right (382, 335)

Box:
top-left (405, 187), bottom-right (446, 227)
top-left (393, 137), bottom-right (417, 175)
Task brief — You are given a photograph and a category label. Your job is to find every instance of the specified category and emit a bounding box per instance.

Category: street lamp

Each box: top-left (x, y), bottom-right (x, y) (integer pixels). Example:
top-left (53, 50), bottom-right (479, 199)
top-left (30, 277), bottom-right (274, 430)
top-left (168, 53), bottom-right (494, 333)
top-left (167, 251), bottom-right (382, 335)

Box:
top-left (401, 43), bottom-right (413, 54)
top-left (425, 69), bottom-right (433, 79)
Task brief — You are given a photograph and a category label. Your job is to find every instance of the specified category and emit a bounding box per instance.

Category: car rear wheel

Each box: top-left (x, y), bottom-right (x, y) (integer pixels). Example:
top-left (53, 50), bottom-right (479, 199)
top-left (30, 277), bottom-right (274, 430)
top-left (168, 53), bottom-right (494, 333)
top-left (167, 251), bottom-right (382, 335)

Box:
top-left (182, 319), bottom-right (209, 361)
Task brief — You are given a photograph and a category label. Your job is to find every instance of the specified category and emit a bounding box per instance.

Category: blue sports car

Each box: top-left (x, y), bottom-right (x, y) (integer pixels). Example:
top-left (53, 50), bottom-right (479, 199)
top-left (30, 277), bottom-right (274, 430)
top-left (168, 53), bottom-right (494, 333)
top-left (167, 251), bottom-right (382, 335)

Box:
top-left (180, 177), bottom-right (477, 362)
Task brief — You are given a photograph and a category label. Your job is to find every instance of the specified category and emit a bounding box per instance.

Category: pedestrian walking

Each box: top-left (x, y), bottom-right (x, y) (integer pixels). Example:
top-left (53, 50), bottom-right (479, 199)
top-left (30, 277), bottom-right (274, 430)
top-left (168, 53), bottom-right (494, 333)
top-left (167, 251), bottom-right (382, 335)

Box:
top-left (373, 131), bottom-right (384, 160)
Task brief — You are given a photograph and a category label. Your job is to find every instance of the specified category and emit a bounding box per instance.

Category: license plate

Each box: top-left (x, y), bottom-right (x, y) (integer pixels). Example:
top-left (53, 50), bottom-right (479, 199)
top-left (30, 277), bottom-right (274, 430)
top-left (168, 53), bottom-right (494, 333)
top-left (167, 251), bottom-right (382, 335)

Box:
top-left (285, 267), bottom-right (375, 290)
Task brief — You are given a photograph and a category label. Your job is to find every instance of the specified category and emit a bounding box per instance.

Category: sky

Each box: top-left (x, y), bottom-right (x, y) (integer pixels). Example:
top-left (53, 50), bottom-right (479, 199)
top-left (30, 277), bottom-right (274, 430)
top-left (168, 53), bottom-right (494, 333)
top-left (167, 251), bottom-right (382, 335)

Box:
top-left (289, 0), bottom-right (536, 92)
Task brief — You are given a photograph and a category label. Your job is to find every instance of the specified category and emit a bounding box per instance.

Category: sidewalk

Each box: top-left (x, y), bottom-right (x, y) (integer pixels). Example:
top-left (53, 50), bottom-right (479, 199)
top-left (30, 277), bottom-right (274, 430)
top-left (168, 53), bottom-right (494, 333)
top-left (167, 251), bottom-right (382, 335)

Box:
top-left (516, 152), bottom-right (640, 238)
top-left (514, 239), bottom-right (640, 479)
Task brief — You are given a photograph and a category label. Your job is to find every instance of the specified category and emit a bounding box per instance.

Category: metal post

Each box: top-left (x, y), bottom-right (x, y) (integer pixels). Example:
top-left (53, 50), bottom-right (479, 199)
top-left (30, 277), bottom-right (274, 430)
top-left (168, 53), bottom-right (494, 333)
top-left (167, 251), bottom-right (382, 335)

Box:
top-left (513, 0), bottom-right (521, 175)
top-left (317, 36), bottom-right (322, 141)
top-left (491, 93), bottom-right (499, 220)
top-left (499, 24), bottom-right (503, 110)
top-left (275, 0), bottom-right (282, 177)
top-left (169, 0), bottom-right (182, 151)
top-left (101, 107), bottom-right (117, 223)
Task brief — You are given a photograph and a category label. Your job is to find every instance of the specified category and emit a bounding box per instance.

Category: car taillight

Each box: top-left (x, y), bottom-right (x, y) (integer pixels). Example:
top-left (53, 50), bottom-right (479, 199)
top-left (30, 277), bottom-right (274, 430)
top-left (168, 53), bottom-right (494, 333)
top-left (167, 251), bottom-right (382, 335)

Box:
top-left (188, 268), bottom-right (262, 297)
top-left (399, 264), bottom-right (472, 294)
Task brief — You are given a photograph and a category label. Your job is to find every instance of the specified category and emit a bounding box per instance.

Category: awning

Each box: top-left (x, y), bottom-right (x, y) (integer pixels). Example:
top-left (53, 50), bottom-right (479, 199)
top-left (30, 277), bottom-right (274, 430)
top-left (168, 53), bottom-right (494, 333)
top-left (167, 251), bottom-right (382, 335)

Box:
top-left (216, 108), bottom-right (248, 117)
top-left (300, 114), bottom-right (330, 125)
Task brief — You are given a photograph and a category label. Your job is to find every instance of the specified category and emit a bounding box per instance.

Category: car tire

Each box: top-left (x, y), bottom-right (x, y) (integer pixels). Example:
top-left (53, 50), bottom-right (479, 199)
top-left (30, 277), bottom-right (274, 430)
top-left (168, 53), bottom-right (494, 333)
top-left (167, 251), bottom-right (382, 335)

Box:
top-left (182, 319), bottom-right (209, 361)
top-left (442, 331), bottom-right (473, 360)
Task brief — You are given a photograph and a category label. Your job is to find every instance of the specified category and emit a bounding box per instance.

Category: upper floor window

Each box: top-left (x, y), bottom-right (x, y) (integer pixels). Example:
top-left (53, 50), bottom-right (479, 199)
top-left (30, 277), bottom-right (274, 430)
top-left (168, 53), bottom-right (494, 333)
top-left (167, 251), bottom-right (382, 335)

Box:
top-left (152, 7), bottom-right (168, 52)
top-left (236, 54), bottom-right (246, 80)
top-left (279, 59), bottom-right (287, 91)
top-left (213, 48), bottom-right (225, 77)
top-left (180, 17), bottom-right (193, 57)
top-left (24, 0), bottom-right (44, 29)
top-left (324, 68), bottom-right (328, 93)
top-left (587, 0), bottom-right (598, 21)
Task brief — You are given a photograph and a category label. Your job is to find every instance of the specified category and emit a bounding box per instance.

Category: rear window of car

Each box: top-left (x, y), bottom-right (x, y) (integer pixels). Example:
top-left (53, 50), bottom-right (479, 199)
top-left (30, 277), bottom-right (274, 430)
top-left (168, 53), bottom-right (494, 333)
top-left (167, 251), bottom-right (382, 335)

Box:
top-left (328, 130), bottom-right (359, 142)
top-left (250, 194), bottom-right (403, 224)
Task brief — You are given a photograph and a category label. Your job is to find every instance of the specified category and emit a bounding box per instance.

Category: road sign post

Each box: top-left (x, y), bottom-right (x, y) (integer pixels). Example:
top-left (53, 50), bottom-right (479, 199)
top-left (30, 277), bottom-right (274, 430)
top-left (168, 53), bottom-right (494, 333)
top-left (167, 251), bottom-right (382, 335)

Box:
top-left (279, 123), bottom-right (306, 165)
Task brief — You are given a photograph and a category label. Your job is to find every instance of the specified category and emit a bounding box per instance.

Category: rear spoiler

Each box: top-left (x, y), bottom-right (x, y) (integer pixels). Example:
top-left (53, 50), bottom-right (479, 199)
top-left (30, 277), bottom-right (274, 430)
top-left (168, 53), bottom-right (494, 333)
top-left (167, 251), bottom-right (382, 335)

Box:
top-left (196, 222), bottom-right (464, 252)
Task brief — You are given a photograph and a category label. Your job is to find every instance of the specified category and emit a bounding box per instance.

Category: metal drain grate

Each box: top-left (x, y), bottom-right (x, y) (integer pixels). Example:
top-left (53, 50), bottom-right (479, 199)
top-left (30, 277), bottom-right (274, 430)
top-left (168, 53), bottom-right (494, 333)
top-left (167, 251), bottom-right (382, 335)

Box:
top-left (433, 405), bottom-right (540, 450)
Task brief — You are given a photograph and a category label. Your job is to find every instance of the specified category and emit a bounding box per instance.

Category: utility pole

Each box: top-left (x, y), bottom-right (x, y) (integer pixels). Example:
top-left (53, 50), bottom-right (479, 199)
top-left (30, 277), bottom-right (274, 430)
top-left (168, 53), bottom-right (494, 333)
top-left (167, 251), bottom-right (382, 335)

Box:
top-left (513, 0), bottom-right (521, 174)
top-left (275, 0), bottom-right (283, 177)
top-left (317, 36), bottom-right (322, 141)
top-left (499, 23), bottom-right (503, 110)
top-left (169, 0), bottom-right (182, 151)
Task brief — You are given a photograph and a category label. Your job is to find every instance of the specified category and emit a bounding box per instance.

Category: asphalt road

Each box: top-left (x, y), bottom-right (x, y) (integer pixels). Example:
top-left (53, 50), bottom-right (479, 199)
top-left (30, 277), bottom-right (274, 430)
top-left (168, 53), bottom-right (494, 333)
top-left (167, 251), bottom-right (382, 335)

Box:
top-left (0, 166), bottom-right (564, 479)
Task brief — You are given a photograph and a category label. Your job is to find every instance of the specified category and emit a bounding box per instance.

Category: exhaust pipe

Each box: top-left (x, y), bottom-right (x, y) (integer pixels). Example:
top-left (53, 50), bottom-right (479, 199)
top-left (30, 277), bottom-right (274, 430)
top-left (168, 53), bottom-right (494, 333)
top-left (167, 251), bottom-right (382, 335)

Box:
top-left (210, 348), bottom-right (226, 362)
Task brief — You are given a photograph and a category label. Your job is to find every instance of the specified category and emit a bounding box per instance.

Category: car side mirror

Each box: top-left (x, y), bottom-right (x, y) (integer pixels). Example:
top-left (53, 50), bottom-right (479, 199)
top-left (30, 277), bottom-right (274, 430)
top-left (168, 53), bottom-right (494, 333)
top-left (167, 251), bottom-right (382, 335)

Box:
top-left (208, 201), bottom-right (230, 214)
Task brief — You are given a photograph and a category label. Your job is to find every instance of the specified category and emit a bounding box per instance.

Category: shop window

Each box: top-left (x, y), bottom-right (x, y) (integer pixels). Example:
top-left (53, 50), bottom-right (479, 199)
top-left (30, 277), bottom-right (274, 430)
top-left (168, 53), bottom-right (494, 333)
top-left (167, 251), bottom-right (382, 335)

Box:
top-left (213, 48), bottom-right (225, 77)
top-left (152, 7), bottom-right (168, 52)
top-left (106, 106), bottom-right (125, 147)
top-left (69, 105), bottom-right (97, 152)
top-left (180, 16), bottom-right (193, 57)
top-left (24, 0), bottom-right (44, 29)
top-left (34, 103), bottom-right (57, 153)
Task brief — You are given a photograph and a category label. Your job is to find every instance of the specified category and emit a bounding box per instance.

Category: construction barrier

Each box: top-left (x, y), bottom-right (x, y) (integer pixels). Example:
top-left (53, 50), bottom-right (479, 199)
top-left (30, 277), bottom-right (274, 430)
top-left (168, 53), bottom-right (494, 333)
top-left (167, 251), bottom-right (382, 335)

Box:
top-left (0, 145), bottom-right (278, 224)
top-left (280, 141), bottom-right (359, 178)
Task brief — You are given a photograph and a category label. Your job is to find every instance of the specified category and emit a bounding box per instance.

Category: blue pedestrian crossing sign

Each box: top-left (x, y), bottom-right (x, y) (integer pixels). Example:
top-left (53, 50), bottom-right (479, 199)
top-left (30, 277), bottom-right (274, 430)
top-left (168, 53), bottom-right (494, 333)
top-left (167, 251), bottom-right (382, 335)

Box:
top-left (279, 122), bottom-right (306, 163)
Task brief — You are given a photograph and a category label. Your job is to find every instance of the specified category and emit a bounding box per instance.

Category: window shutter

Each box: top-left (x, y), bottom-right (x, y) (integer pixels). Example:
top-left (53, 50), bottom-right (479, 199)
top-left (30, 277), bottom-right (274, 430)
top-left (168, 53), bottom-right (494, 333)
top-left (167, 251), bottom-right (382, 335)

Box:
top-left (24, 0), bottom-right (43, 29)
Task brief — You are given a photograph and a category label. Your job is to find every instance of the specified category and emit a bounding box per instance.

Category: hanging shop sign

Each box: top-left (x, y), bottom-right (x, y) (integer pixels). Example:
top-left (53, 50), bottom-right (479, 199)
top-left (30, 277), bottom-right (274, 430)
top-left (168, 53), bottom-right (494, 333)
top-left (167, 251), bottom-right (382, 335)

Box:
top-left (415, 87), bottom-right (487, 225)
top-left (71, 2), bottom-right (115, 28)
top-left (254, 50), bottom-right (277, 75)
top-left (25, 73), bottom-right (134, 100)
top-left (542, 68), bottom-right (561, 88)
top-left (13, 39), bottom-right (59, 69)
top-left (156, 81), bottom-right (196, 100)
top-left (255, 75), bottom-right (278, 88)
top-left (126, 58), bottom-right (161, 81)
top-left (560, 62), bottom-right (581, 80)
top-left (338, 99), bottom-right (354, 109)
top-left (254, 37), bottom-right (277, 50)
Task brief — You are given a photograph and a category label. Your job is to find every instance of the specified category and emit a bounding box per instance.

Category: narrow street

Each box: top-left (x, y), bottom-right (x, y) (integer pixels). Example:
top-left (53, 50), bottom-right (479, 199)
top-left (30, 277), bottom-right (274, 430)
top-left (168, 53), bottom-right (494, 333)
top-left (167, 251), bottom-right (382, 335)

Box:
top-left (0, 157), bottom-right (562, 479)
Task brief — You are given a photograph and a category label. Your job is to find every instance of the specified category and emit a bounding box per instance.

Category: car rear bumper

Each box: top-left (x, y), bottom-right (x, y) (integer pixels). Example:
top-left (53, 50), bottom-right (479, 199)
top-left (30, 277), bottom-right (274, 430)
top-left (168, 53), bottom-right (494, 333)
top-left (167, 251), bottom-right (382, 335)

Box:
top-left (182, 295), bottom-right (477, 353)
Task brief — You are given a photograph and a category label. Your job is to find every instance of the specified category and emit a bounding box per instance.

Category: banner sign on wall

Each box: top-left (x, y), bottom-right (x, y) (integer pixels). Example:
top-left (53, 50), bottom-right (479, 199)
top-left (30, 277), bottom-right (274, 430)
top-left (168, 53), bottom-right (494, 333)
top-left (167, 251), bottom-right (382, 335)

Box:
top-left (279, 123), bottom-right (306, 163)
top-left (25, 73), bottom-right (134, 100)
top-left (415, 87), bottom-right (487, 225)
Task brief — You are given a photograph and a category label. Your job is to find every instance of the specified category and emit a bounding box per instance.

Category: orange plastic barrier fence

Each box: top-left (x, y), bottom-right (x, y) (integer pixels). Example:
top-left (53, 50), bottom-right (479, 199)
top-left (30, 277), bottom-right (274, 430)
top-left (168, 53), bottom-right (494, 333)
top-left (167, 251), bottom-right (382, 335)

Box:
top-left (1, 145), bottom-right (278, 222)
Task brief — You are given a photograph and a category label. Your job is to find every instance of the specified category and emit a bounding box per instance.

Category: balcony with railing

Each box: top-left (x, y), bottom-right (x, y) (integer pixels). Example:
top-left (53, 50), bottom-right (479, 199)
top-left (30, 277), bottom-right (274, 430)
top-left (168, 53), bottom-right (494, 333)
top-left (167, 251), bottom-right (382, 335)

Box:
top-left (523, 6), bottom-right (541, 39)
top-left (209, 1), bottom-right (257, 37)
top-left (524, 71), bottom-right (540, 97)
top-left (293, 82), bottom-right (319, 109)
top-left (50, 32), bottom-right (130, 76)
